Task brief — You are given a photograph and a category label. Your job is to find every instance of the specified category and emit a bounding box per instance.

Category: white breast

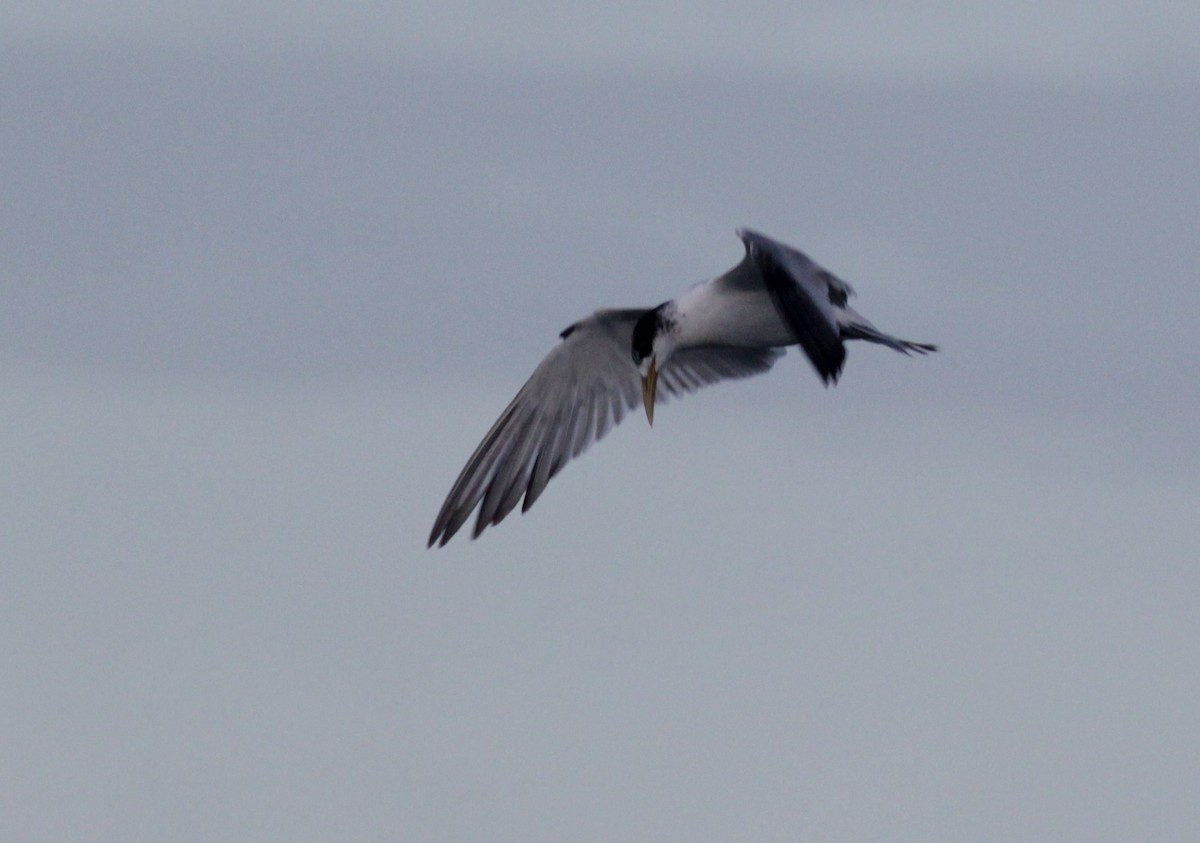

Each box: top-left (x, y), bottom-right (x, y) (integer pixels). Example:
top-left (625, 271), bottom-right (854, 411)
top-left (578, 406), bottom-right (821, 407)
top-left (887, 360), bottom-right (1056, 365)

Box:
top-left (672, 276), bottom-right (796, 349)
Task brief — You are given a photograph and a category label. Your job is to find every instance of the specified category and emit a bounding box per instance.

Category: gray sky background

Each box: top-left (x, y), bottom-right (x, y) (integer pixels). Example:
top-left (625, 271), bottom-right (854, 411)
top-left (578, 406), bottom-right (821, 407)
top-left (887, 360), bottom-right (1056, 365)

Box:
top-left (4, 3), bottom-right (1198, 841)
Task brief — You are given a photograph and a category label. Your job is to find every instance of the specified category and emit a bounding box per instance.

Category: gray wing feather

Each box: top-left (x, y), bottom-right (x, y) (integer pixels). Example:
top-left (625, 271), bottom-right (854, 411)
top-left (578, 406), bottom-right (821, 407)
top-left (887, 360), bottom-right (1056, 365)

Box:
top-left (658, 345), bottom-right (783, 397)
top-left (428, 309), bottom-right (643, 547)
top-left (428, 311), bottom-right (782, 546)
top-left (738, 228), bottom-right (847, 384)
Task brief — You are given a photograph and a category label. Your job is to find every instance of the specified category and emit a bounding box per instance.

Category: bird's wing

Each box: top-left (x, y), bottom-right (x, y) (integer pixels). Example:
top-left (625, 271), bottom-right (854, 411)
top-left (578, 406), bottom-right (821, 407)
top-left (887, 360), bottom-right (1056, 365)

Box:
top-left (738, 228), bottom-right (847, 384)
top-left (428, 310), bottom-right (782, 546)
top-left (658, 344), bottom-right (783, 395)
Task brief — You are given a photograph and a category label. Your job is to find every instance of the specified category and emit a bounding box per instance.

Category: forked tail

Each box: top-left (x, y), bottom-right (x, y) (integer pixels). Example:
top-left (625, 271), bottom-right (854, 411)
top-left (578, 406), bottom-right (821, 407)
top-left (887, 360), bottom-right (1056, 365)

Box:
top-left (841, 322), bottom-right (938, 355)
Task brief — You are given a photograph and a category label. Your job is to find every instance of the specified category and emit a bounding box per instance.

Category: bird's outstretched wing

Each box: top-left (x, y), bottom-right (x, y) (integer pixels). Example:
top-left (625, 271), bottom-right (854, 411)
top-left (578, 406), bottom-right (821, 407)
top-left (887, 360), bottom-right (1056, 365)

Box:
top-left (428, 309), bottom-right (782, 546)
top-left (737, 228), bottom-right (937, 382)
top-left (739, 228), bottom-right (847, 384)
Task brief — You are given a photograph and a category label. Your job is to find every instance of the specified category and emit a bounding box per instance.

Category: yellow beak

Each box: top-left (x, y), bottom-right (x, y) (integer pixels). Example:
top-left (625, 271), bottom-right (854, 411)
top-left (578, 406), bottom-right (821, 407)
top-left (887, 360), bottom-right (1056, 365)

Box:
top-left (641, 359), bottom-right (658, 426)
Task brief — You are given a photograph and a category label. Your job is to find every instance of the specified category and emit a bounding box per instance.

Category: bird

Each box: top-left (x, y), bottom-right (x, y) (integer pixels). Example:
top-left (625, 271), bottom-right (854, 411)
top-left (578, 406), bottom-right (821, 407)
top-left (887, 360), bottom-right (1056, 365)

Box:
top-left (428, 228), bottom-right (936, 546)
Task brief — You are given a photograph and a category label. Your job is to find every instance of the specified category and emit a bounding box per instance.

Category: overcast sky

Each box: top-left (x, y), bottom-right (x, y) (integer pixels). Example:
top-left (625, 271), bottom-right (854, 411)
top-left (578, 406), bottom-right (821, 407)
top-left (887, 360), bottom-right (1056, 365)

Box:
top-left (4, 3), bottom-right (1199, 841)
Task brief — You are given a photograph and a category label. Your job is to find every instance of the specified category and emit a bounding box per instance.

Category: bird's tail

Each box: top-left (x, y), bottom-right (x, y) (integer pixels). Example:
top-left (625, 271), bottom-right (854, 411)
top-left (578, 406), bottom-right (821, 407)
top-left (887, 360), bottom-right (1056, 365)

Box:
top-left (841, 321), bottom-right (938, 355)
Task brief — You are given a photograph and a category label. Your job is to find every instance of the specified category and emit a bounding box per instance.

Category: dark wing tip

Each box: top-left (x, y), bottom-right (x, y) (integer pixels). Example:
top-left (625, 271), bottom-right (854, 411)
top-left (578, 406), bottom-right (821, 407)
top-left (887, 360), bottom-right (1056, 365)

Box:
top-left (427, 513), bottom-right (463, 548)
top-left (738, 230), bottom-right (847, 384)
top-left (427, 516), bottom-right (446, 548)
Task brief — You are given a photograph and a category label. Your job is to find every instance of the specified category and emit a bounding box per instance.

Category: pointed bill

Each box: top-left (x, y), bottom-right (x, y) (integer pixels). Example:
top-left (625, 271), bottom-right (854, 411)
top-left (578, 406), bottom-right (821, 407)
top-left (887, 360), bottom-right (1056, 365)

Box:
top-left (641, 359), bottom-right (658, 426)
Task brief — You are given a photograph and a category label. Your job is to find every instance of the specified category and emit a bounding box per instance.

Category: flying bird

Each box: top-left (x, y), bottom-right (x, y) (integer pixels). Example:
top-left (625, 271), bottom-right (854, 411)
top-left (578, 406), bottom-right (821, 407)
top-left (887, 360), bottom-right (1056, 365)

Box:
top-left (428, 229), bottom-right (936, 546)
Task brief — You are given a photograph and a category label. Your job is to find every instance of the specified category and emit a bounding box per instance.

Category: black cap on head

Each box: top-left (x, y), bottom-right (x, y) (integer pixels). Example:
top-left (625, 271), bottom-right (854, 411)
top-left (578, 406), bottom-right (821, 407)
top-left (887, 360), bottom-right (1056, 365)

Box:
top-left (631, 306), bottom-right (664, 364)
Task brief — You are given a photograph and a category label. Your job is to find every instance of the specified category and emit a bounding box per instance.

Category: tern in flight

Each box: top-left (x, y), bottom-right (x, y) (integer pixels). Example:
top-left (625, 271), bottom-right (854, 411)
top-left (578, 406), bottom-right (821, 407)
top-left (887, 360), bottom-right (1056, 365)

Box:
top-left (428, 229), bottom-right (936, 546)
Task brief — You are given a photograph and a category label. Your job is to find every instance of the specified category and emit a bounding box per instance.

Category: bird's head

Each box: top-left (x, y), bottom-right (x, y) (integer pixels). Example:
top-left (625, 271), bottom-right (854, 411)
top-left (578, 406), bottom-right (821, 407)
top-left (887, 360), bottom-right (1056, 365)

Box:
top-left (631, 303), bottom-right (676, 426)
